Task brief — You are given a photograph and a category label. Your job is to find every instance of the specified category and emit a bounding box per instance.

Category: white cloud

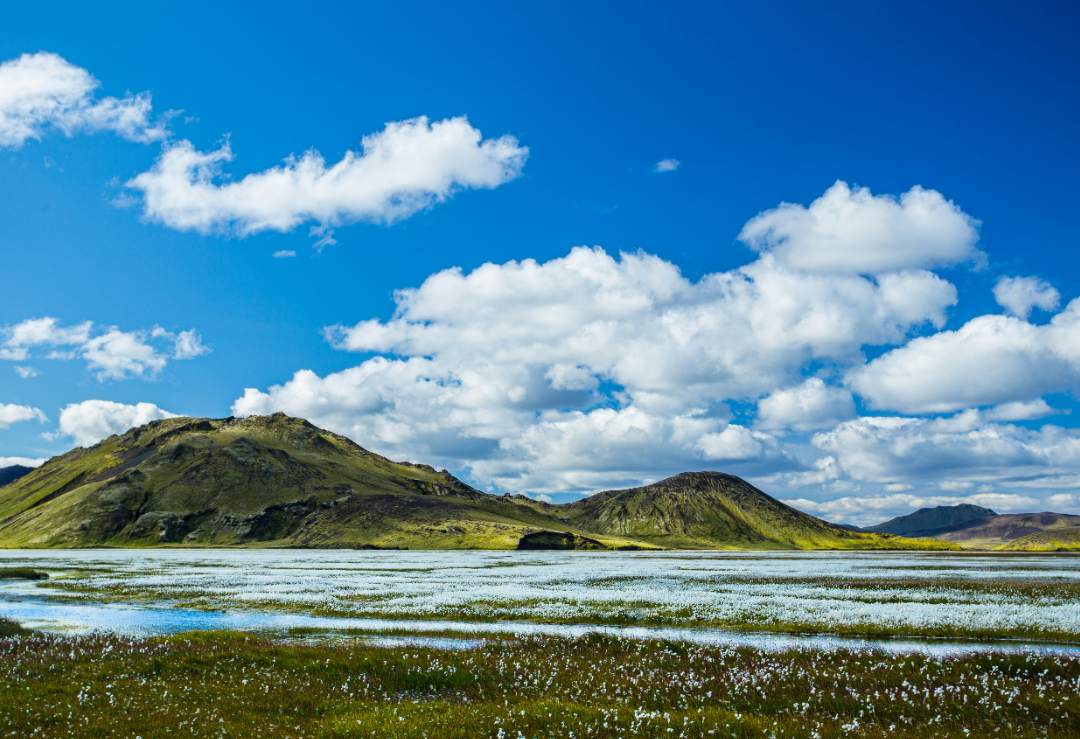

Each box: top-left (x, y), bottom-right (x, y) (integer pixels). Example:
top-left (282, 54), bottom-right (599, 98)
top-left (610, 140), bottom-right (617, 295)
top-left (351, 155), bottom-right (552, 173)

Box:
top-left (0, 318), bottom-right (209, 380)
top-left (4, 317), bottom-right (91, 351)
top-left (1048, 493), bottom-right (1076, 509)
top-left (983, 399), bottom-right (1062, 422)
top-left (755, 377), bottom-right (856, 432)
top-left (0, 403), bottom-right (46, 428)
top-left (272, 250), bottom-right (297, 258)
top-left (653, 158), bottom-right (680, 173)
top-left (695, 425), bottom-right (773, 460)
top-left (811, 415), bottom-right (1080, 487)
top-left (0, 52), bottom-right (166, 149)
top-left (234, 233), bottom-right (950, 492)
top-left (126, 116), bottom-right (528, 239)
top-left (170, 329), bottom-right (209, 359)
top-left (82, 329), bottom-right (168, 379)
top-left (994, 275), bottom-right (1060, 319)
top-left (55, 400), bottom-right (177, 448)
top-left (13, 366), bottom-right (38, 379)
top-left (848, 302), bottom-right (1080, 414)
top-left (326, 247), bottom-right (955, 407)
top-left (738, 181), bottom-right (982, 274)
top-left (225, 181), bottom-right (1080, 498)
top-left (0, 456), bottom-right (46, 468)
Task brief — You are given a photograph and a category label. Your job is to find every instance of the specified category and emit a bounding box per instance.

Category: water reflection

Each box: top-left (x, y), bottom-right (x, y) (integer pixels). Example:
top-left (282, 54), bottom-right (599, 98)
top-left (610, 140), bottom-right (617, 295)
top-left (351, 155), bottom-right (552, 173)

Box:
top-left (2, 596), bottom-right (1078, 657)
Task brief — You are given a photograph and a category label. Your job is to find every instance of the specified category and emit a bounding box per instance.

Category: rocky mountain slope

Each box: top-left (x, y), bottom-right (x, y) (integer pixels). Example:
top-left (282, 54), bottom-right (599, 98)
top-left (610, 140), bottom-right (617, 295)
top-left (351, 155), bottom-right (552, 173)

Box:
top-left (862, 504), bottom-right (997, 536)
top-left (0, 413), bottom-right (954, 550)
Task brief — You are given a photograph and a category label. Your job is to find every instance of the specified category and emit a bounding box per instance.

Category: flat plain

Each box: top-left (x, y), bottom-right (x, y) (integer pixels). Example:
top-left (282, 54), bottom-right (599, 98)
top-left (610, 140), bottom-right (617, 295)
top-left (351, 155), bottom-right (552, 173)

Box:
top-left (2, 550), bottom-right (1079, 641)
top-left (2, 550), bottom-right (1080, 738)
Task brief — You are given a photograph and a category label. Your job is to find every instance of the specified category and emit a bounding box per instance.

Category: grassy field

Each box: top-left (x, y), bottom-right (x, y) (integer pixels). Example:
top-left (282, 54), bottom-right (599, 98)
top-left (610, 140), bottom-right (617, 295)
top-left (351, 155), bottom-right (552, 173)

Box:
top-left (1, 618), bottom-right (1078, 738)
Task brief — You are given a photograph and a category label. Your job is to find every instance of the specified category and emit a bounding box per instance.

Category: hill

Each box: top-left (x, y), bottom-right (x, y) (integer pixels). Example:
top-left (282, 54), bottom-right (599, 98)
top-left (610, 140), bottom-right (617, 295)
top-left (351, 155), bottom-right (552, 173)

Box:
top-left (910, 512), bottom-right (1080, 549)
top-left (999, 525), bottom-right (1080, 551)
top-left (0, 413), bottom-right (955, 550)
top-left (559, 472), bottom-right (946, 549)
top-left (0, 465), bottom-right (33, 487)
top-left (862, 504), bottom-right (997, 536)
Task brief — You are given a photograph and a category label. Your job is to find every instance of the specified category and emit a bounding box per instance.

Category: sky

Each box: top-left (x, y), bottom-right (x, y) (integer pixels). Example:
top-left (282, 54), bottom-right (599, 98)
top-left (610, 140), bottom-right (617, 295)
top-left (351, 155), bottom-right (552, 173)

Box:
top-left (2, 1), bottom-right (1080, 525)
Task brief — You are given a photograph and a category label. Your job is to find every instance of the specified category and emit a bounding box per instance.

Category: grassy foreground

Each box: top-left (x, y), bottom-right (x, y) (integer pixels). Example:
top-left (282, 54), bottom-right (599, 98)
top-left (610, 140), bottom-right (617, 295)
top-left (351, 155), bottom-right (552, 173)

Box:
top-left (1, 620), bottom-right (1078, 738)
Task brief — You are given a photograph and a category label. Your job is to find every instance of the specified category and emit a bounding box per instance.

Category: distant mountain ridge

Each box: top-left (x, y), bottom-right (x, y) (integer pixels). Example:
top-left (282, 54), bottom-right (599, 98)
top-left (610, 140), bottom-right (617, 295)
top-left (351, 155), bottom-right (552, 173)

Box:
top-left (913, 512), bottom-right (1080, 550)
top-left (861, 504), bottom-right (1080, 550)
top-left (0, 466), bottom-right (33, 487)
top-left (863, 504), bottom-right (997, 536)
top-left (0, 413), bottom-right (955, 551)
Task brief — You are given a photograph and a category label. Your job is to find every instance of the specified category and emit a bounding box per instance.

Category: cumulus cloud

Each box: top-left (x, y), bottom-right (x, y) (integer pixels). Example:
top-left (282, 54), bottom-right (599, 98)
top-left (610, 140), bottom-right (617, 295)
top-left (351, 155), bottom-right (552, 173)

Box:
top-left (0, 317), bottom-right (209, 380)
top-left (983, 399), bottom-right (1062, 422)
top-left (272, 250), bottom-right (297, 259)
top-left (13, 366), bottom-right (38, 379)
top-left (0, 403), bottom-right (46, 428)
top-left (738, 181), bottom-right (982, 274)
top-left (54, 400), bottom-right (177, 448)
top-left (326, 247), bottom-right (956, 406)
top-left (1, 52), bottom-right (523, 246)
top-left (653, 158), bottom-right (680, 173)
top-left (848, 301), bottom-right (1080, 414)
top-left (234, 233), bottom-right (952, 492)
top-left (126, 116), bottom-right (528, 238)
top-left (168, 329), bottom-right (210, 360)
top-left (0, 52), bottom-right (166, 149)
top-left (227, 180), bottom-right (1080, 504)
top-left (755, 377), bottom-right (856, 432)
top-left (994, 275), bottom-right (1060, 319)
top-left (810, 415), bottom-right (1080, 491)
top-left (0, 456), bottom-right (46, 468)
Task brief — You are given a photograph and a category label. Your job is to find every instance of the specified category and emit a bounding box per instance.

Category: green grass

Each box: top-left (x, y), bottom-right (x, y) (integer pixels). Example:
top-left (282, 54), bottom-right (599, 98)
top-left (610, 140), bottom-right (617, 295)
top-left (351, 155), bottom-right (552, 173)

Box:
top-left (0, 566), bottom-right (48, 580)
top-left (0, 625), bottom-right (1078, 738)
top-left (0, 618), bottom-right (29, 638)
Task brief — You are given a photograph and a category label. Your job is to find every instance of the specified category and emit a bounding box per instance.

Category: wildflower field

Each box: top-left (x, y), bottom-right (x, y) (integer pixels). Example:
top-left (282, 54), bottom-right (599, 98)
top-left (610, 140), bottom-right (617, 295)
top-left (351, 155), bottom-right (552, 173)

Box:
top-left (1, 622), bottom-right (1078, 739)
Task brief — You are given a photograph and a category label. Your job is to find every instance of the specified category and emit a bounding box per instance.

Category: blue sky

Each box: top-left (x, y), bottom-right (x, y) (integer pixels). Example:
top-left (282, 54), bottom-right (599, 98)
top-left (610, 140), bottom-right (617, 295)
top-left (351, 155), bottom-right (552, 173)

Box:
top-left (1, 1), bottom-right (1079, 524)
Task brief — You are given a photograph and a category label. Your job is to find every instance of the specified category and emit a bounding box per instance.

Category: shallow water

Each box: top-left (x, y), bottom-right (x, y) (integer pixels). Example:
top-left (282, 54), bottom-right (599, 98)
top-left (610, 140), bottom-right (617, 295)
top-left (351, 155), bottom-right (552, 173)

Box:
top-left (2, 595), bottom-right (1079, 657)
top-left (2, 549), bottom-right (1079, 652)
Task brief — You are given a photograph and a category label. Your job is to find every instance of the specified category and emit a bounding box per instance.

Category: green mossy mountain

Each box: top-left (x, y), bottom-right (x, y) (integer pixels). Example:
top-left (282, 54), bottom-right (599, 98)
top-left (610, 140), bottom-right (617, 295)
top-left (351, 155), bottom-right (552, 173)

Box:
top-left (862, 504), bottom-right (998, 536)
top-left (0, 414), bottom-right (955, 550)
top-left (556, 472), bottom-right (956, 550)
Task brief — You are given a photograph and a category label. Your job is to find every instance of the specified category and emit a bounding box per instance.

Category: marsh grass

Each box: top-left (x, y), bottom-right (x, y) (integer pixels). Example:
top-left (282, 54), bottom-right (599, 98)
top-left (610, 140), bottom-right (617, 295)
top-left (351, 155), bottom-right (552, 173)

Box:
top-left (38, 572), bottom-right (1080, 643)
top-left (0, 566), bottom-right (48, 580)
top-left (1, 620), bottom-right (1079, 738)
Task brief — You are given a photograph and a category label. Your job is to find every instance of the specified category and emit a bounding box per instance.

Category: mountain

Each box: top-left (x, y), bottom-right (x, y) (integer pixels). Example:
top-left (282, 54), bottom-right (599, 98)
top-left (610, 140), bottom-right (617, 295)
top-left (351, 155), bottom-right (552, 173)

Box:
top-left (912, 513), bottom-right (1080, 550)
top-left (862, 504), bottom-right (997, 536)
top-left (0, 466), bottom-right (33, 487)
top-left (558, 472), bottom-right (934, 549)
top-left (0, 413), bottom-right (955, 550)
